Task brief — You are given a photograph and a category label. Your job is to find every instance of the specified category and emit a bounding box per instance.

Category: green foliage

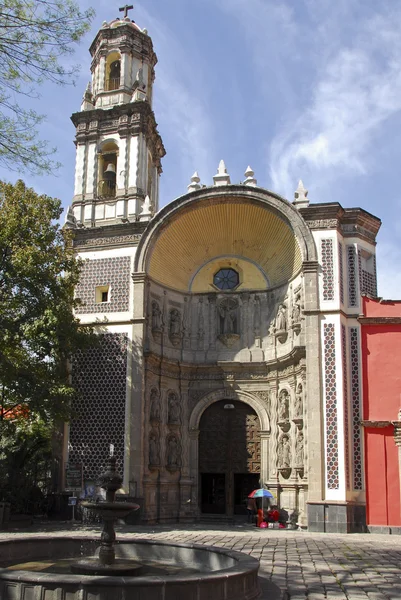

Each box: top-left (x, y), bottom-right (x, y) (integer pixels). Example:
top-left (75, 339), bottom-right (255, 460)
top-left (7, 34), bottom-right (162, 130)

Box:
top-left (0, 179), bottom-right (96, 426)
top-left (0, 418), bottom-right (56, 512)
top-left (0, 0), bottom-right (95, 173)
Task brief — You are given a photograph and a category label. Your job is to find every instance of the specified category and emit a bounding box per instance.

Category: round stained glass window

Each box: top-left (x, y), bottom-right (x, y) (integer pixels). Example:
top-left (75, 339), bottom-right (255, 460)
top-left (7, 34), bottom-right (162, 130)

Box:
top-left (213, 268), bottom-right (239, 290)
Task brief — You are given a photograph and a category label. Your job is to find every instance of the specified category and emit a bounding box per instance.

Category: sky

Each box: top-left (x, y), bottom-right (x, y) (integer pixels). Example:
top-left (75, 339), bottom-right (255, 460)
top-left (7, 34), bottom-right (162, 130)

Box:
top-left (1, 0), bottom-right (401, 299)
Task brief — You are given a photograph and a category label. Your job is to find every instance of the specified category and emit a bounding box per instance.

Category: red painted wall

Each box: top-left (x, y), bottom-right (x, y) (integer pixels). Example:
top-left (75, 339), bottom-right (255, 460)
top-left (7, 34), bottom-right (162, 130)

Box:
top-left (361, 297), bottom-right (401, 526)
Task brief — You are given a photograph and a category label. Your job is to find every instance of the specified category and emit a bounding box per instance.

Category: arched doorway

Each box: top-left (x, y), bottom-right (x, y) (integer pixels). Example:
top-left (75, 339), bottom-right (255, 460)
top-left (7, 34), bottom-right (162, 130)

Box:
top-left (199, 400), bottom-right (261, 516)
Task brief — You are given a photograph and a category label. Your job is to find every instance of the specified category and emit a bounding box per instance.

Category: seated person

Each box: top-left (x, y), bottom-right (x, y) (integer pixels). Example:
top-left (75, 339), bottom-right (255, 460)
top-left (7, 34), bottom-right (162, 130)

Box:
top-left (266, 505), bottom-right (280, 523)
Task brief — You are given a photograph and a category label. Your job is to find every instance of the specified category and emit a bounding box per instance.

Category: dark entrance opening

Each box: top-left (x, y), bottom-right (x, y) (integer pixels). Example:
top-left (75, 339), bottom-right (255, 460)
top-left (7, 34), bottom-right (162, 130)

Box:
top-left (234, 473), bottom-right (260, 515)
top-left (201, 474), bottom-right (226, 514)
top-left (199, 400), bottom-right (261, 516)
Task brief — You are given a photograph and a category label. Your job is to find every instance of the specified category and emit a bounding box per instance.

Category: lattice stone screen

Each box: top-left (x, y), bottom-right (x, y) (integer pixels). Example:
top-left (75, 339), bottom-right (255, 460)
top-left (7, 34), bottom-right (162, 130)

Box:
top-left (75, 256), bottom-right (131, 314)
top-left (324, 323), bottom-right (339, 490)
top-left (321, 239), bottom-right (334, 301)
top-left (70, 333), bottom-right (128, 481)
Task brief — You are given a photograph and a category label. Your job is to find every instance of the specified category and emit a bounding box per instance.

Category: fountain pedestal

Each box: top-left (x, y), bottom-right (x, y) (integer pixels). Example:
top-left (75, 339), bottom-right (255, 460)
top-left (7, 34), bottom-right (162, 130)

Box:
top-left (71, 456), bottom-right (141, 576)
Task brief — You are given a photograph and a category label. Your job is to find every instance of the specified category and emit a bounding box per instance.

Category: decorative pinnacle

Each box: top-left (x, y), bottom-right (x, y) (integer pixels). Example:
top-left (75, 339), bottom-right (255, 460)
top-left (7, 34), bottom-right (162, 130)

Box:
top-left (244, 165), bottom-right (257, 186)
top-left (139, 195), bottom-right (152, 221)
top-left (187, 171), bottom-right (201, 192)
top-left (213, 160), bottom-right (231, 186)
top-left (293, 179), bottom-right (309, 209)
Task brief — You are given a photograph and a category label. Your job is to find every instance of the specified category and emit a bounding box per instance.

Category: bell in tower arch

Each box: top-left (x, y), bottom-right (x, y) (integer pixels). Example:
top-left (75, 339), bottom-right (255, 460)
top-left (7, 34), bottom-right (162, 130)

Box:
top-left (102, 163), bottom-right (116, 198)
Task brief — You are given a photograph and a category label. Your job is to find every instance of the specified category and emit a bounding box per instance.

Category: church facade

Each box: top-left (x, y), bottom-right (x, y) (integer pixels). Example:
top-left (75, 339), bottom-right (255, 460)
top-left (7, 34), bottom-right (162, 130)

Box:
top-left (65, 13), bottom-right (381, 532)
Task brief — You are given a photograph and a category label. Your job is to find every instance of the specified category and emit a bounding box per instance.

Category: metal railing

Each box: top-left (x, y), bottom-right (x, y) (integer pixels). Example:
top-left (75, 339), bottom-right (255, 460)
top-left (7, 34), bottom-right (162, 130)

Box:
top-left (105, 77), bottom-right (120, 91)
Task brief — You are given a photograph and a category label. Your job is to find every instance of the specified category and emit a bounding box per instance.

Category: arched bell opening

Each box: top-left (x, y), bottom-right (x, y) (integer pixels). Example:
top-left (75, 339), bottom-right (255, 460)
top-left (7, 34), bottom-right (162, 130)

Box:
top-left (105, 52), bottom-right (121, 91)
top-left (198, 400), bottom-right (261, 517)
top-left (97, 141), bottom-right (118, 199)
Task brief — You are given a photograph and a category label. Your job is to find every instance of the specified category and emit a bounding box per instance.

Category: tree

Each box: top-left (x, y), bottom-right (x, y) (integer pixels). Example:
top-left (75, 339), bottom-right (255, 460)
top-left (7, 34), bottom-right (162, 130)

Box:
top-left (0, 0), bottom-right (95, 173)
top-left (0, 179), bottom-right (96, 427)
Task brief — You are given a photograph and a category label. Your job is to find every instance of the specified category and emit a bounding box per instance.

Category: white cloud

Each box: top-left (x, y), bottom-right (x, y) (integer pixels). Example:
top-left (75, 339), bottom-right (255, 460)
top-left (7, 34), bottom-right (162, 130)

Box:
top-left (269, 4), bottom-right (401, 197)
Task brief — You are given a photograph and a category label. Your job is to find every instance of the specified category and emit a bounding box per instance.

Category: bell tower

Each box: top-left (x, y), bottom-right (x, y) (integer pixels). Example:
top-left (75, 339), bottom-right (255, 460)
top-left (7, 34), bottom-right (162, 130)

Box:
top-left (70, 8), bottom-right (165, 226)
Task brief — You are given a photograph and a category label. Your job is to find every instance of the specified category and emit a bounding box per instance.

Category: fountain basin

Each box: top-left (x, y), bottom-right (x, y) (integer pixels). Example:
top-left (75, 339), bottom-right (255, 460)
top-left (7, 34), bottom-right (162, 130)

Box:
top-left (80, 500), bottom-right (140, 520)
top-left (0, 536), bottom-right (261, 600)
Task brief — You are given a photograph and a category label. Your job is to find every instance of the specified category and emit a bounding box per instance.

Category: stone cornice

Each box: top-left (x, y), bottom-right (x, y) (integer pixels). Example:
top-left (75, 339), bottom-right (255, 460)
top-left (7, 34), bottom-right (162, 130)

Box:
top-left (73, 222), bottom-right (145, 250)
top-left (299, 202), bottom-right (381, 243)
top-left (358, 316), bottom-right (401, 325)
top-left (145, 346), bottom-right (306, 380)
top-left (71, 102), bottom-right (166, 164)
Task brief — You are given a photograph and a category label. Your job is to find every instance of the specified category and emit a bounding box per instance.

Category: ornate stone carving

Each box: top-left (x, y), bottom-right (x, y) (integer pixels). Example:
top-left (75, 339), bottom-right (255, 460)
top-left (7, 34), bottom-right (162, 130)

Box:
top-left (168, 308), bottom-right (182, 347)
top-left (218, 297), bottom-right (239, 347)
top-left (278, 389), bottom-right (290, 423)
top-left (291, 292), bottom-right (302, 334)
top-left (306, 219), bottom-right (338, 229)
top-left (149, 430), bottom-right (160, 468)
top-left (168, 391), bottom-right (181, 424)
top-left (295, 431), bottom-right (304, 467)
top-left (149, 387), bottom-right (161, 423)
top-left (166, 434), bottom-right (180, 470)
top-left (151, 300), bottom-right (162, 341)
top-left (278, 435), bottom-right (291, 468)
top-left (274, 303), bottom-right (288, 343)
top-left (253, 391), bottom-right (270, 414)
top-left (294, 382), bottom-right (303, 420)
top-left (75, 233), bottom-right (142, 248)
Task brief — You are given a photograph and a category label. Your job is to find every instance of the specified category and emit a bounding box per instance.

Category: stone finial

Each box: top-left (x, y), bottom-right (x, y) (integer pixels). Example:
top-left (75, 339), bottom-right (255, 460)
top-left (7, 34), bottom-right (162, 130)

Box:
top-left (139, 195), bottom-right (152, 221)
top-left (64, 206), bottom-right (77, 228)
top-left (213, 160), bottom-right (231, 186)
top-left (187, 171), bottom-right (201, 192)
top-left (81, 81), bottom-right (94, 111)
top-left (293, 180), bottom-right (309, 209)
top-left (244, 166), bottom-right (257, 186)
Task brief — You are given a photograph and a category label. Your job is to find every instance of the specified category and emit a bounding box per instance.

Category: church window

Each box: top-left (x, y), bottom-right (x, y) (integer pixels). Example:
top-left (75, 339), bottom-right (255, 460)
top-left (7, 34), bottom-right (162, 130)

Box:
top-left (95, 285), bottom-right (110, 303)
top-left (213, 268), bottom-right (239, 290)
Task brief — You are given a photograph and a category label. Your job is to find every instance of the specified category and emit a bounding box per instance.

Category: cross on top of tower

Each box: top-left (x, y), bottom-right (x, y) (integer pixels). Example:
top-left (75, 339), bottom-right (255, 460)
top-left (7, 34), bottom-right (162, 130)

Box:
top-left (119, 4), bottom-right (134, 19)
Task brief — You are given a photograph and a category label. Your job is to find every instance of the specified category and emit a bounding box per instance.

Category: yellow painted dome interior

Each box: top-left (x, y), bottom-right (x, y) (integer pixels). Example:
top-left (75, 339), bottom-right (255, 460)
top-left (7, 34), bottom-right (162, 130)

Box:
top-left (147, 198), bottom-right (302, 292)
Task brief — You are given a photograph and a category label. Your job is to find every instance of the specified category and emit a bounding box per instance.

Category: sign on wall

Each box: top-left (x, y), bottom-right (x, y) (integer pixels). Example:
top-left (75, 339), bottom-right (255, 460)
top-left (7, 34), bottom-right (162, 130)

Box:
top-left (65, 463), bottom-right (83, 492)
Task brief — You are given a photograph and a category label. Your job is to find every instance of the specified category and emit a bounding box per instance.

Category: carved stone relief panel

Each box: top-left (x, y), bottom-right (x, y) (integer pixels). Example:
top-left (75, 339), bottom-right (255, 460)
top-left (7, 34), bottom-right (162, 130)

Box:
top-left (149, 387), bottom-right (161, 423)
top-left (167, 391), bottom-right (181, 424)
top-left (217, 297), bottom-right (240, 347)
top-left (149, 429), bottom-right (160, 468)
top-left (166, 434), bottom-right (181, 470)
top-left (168, 308), bottom-right (182, 347)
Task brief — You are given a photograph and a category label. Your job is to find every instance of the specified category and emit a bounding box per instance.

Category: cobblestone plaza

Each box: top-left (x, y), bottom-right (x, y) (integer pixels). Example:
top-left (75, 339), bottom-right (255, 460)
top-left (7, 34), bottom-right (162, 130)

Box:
top-left (2, 524), bottom-right (401, 599)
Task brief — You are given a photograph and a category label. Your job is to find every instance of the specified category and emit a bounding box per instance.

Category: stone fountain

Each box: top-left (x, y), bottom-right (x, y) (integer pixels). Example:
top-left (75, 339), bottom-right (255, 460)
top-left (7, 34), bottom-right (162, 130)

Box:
top-left (71, 455), bottom-right (141, 575)
top-left (0, 457), bottom-right (261, 600)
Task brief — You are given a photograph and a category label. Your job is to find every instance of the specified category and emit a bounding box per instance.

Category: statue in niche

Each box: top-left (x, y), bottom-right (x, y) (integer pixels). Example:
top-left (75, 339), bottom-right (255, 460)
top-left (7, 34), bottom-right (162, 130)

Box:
top-left (218, 298), bottom-right (238, 335)
top-left (275, 303), bottom-right (287, 332)
top-left (169, 309), bottom-right (181, 336)
top-left (292, 293), bottom-right (302, 325)
top-left (278, 389), bottom-right (290, 422)
top-left (149, 431), bottom-right (160, 466)
top-left (294, 383), bottom-right (303, 418)
top-left (167, 436), bottom-right (180, 467)
top-left (278, 435), bottom-right (291, 468)
top-left (296, 432), bottom-right (304, 466)
top-left (169, 309), bottom-right (181, 346)
top-left (151, 301), bottom-right (162, 332)
top-left (168, 392), bottom-right (180, 424)
top-left (150, 388), bottom-right (161, 422)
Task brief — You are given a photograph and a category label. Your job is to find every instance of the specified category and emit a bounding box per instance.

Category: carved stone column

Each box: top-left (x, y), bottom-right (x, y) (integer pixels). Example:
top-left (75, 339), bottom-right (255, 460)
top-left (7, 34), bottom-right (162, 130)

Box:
top-left (260, 430), bottom-right (270, 485)
top-left (189, 428), bottom-right (200, 516)
top-left (208, 295), bottom-right (216, 350)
